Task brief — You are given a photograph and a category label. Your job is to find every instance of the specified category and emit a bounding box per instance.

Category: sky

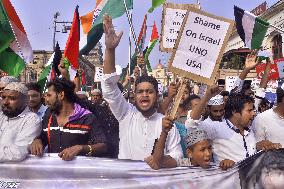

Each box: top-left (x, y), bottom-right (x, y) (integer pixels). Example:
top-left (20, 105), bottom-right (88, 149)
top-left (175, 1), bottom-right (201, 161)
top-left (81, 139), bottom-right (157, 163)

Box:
top-left (10, 0), bottom-right (279, 69)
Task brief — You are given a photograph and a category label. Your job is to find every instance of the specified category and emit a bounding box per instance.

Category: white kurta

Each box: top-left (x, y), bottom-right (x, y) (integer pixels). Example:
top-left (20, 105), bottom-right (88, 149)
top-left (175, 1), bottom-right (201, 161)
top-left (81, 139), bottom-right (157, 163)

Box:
top-left (253, 108), bottom-right (284, 145)
top-left (101, 73), bottom-right (183, 160)
top-left (0, 107), bottom-right (41, 162)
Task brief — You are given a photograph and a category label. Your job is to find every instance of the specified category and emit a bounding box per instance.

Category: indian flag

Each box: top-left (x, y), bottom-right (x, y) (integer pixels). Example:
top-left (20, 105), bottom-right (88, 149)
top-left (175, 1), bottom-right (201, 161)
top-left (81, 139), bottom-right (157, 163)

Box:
top-left (0, 0), bottom-right (33, 77)
top-left (80, 0), bottom-right (133, 55)
top-left (144, 21), bottom-right (159, 72)
top-left (234, 6), bottom-right (269, 50)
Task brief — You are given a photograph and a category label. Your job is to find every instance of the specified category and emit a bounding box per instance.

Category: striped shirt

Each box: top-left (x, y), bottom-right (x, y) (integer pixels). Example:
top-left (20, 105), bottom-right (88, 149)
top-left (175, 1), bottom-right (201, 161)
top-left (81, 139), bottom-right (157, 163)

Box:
top-left (39, 105), bottom-right (107, 154)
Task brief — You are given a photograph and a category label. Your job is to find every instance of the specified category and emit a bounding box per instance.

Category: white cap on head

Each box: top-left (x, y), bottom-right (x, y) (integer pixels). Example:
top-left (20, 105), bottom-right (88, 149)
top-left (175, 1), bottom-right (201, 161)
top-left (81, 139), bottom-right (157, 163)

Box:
top-left (0, 76), bottom-right (18, 84)
top-left (76, 91), bottom-right (89, 97)
top-left (4, 82), bottom-right (28, 95)
top-left (91, 89), bottom-right (102, 94)
top-left (208, 94), bottom-right (224, 106)
top-left (184, 128), bottom-right (209, 148)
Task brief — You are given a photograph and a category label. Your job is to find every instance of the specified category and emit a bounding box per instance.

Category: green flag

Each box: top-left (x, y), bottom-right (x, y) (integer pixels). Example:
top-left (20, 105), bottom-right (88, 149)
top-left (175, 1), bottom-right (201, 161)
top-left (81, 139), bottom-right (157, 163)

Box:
top-left (0, 0), bottom-right (33, 77)
top-left (0, 1), bottom-right (14, 54)
top-left (92, 0), bottom-right (133, 26)
top-left (80, 0), bottom-right (133, 55)
top-left (148, 0), bottom-right (165, 13)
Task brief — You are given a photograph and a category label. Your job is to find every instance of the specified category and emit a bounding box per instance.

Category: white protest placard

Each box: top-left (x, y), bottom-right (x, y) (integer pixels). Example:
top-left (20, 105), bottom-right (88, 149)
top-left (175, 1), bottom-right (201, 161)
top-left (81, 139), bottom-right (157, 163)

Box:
top-left (225, 76), bottom-right (238, 92)
top-left (94, 67), bottom-right (103, 82)
top-left (168, 7), bottom-right (234, 85)
top-left (160, 3), bottom-right (200, 52)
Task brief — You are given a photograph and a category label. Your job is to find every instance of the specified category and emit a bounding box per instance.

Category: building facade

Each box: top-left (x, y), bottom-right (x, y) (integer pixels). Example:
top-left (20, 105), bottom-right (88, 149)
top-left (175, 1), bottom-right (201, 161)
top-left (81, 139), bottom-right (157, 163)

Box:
top-left (18, 43), bottom-right (103, 85)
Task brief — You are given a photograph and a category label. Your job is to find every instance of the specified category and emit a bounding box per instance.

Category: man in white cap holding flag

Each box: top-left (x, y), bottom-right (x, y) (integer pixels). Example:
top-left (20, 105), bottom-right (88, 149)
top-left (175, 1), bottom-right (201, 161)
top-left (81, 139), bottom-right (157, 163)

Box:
top-left (0, 82), bottom-right (40, 162)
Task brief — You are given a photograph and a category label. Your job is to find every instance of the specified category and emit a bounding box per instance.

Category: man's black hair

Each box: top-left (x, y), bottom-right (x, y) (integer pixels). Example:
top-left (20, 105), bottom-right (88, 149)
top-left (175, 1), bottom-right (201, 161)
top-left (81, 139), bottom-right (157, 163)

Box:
top-left (220, 91), bottom-right (229, 97)
top-left (224, 93), bottom-right (254, 119)
top-left (182, 94), bottom-right (200, 109)
top-left (240, 81), bottom-right (252, 95)
top-left (26, 82), bottom-right (42, 94)
top-left (46, 78), bottom-right (76, 103)
top-left (135, 75), bottom-right (158, 94)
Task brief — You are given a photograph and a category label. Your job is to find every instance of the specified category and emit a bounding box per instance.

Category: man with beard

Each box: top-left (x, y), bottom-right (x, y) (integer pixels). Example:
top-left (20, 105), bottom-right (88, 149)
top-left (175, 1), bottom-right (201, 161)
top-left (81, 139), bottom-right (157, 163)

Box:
top-left (101, 15), bottom-right (182, 160)
top-left (0, 82), bottom-right (40, 162)
top-left (29, 78), bottom-right (107, 161)
top-left (186, 86), bottom-right (256, 170)
top-left (26, 82), bottom-right (47, 120)
top-left (204, 94), bottom-right (225, 123)
top-left (0, 76), bottom-right (18, 107)
top-left (90, 89), bottom-right (103, 104)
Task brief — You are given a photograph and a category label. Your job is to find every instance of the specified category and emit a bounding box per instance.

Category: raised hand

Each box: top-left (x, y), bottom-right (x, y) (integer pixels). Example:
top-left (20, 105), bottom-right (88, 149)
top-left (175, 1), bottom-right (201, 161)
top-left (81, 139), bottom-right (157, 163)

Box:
top-left (103, 15), bottom-right (123, 49)
top-left (162, 116), bottom-right (175, 133)
top-left (167, 83), bottom-right (177, 99)
top-left (245, 50), bottom-right (260, 70)
top-left (204, 85), bottom-right (221, 100)
top-left (58, 58), bottom-right (69, 79)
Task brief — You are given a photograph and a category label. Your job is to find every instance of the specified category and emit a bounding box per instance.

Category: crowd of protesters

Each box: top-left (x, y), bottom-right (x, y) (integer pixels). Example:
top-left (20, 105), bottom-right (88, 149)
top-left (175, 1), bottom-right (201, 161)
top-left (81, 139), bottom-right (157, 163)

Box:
top-left (0, 15), bottom-right (283, 174)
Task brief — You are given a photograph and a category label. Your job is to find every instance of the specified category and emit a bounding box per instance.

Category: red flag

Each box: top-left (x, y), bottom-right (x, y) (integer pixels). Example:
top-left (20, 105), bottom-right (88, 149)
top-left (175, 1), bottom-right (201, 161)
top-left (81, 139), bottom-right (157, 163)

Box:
top-left (64, 6), bottom-right (80, 69)
top-left (81, 70), bottom-right (86, 85)
top-left (256, 63), bottom-right (279, 80)
top-left (150, 21), bottom-right (158, 42)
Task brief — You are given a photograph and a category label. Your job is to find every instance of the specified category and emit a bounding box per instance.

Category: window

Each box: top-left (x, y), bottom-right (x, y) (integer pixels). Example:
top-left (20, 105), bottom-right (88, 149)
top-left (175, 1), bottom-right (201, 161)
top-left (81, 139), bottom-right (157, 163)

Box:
top-left (272, 34), bottom-right (283, 60)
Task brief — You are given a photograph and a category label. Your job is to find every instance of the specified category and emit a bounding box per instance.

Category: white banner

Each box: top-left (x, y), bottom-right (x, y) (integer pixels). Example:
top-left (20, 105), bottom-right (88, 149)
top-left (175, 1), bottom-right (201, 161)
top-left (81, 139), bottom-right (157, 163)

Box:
top-left (1, 151), bottom-right (284, 189)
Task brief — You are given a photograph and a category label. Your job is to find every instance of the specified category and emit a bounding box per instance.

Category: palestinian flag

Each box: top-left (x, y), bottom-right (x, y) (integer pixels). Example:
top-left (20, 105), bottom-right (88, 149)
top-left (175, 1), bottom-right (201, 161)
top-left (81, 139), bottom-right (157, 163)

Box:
top-left (148, 0), bottom-right (165, 13)
top-left (234, 6), bottom-right (269, 50)
top-left (37, 53), bottom-right (55, 93)
top-left (144, 21), bottom-right (158, 72)
top-left (137, 14), bottom-right (147, 53)
top-left (37, 43), bottom-right (62, 92)
top-left (64, 6), bottom-right (80, 80)
top-left (0, 0), bottom-right (33, 77)
top-left (80, 0), bottom-right (133, 55)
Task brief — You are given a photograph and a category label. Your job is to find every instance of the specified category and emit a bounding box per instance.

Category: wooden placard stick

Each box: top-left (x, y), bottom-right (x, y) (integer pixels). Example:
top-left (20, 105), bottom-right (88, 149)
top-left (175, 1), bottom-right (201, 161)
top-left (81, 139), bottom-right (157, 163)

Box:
top-left (167, 78), bottom-right (188, 119)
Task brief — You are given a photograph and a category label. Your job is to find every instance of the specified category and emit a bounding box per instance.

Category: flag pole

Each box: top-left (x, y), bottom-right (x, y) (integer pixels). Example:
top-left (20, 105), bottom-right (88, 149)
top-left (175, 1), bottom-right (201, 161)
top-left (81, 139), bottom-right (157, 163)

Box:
top-left (128, 10), bottom-right (132, 77)
top-left (123, 0), bottom-right (139, 52)
top-left (127, 10), bottom-right (132, 101)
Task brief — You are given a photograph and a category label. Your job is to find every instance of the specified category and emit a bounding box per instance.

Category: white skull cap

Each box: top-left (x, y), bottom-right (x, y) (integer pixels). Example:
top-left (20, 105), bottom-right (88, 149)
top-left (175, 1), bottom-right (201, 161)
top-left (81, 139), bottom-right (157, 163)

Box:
top-left (4, 82), bottom-right (28, 95)
top-left (208, 94), bottom-right (224, 105)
